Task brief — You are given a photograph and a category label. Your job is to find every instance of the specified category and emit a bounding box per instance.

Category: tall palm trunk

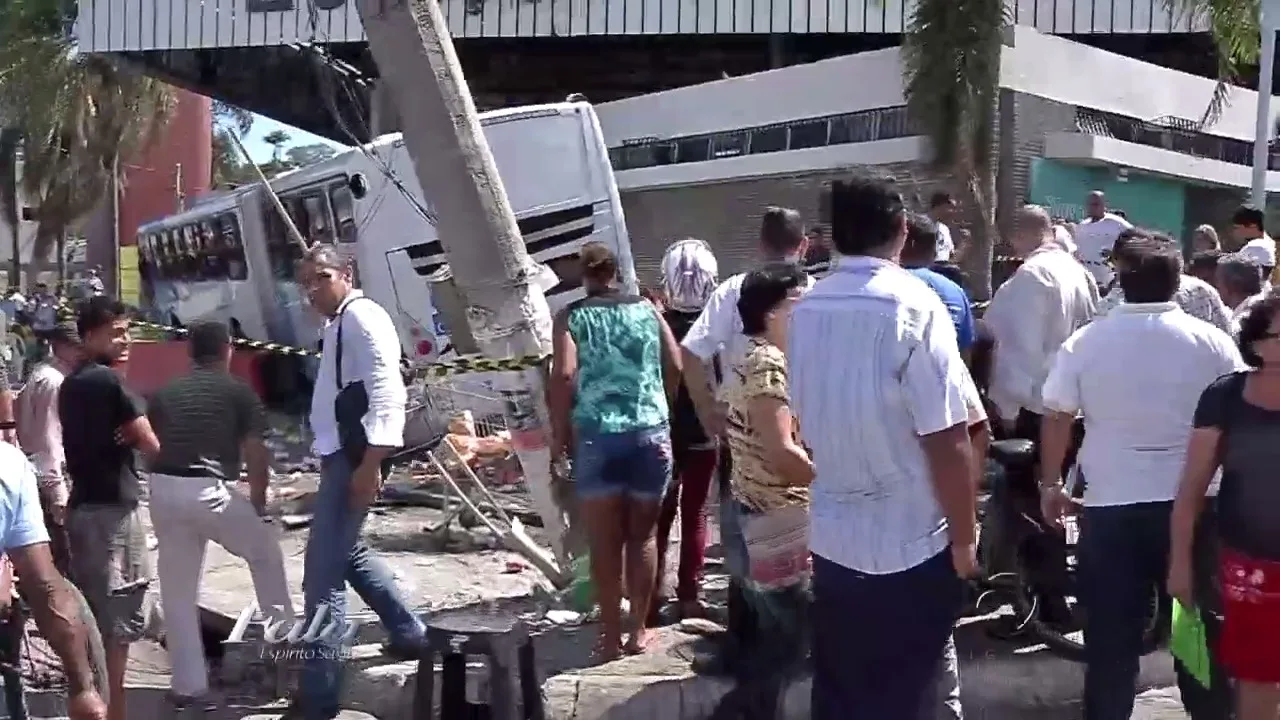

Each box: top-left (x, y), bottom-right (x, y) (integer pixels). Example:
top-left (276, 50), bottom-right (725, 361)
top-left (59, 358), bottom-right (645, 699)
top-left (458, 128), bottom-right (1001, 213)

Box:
top-left (0, 129), bottom-right (20, 290)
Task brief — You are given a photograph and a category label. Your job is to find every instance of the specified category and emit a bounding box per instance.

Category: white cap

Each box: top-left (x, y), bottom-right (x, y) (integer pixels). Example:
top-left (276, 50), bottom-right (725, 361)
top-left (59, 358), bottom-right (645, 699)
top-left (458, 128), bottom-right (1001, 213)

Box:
top-left (1240, 236), bottom-right (1276, 267)
top-left (660, 239), bottom-right (719, 313)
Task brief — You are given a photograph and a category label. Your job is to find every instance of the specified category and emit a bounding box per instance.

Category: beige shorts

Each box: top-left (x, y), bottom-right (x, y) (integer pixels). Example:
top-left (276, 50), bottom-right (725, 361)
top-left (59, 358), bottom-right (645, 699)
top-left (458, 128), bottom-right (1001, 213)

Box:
top-left (67, 504), bottom-right (153, 643)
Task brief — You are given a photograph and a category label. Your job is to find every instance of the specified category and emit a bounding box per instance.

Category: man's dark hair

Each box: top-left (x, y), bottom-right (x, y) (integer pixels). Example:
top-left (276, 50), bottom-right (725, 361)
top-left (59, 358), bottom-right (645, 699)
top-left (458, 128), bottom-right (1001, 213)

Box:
top-left (47, 320), bottom-right (79, 348)
top-left (738, 263), bottom-right (805, 336)
top-left (929, 191), bottom-right (954, 209)
top-left (1110, 227), bottom-right (1154, 266)
top-left (760, 207), bottom-right (805, 255)
top-left (828, 176), bottom-right (905, 257)
top-left (901, 214), bottom-right (938, 264)
top-left (1190, 250), bottom-right (1224, 275)
top-left (76, 295), bottom-right (128, 340)
top-left (1232, 205), bottom-right (1266, 232)
top-left (189, 321), bottom-right (231, 364)
top-left (1238, 292), bottom-right (1280, 367)
top-left (1117, 238), bottom-right (1181, 303)
top-left (930, 262), bottom-right (967, 288)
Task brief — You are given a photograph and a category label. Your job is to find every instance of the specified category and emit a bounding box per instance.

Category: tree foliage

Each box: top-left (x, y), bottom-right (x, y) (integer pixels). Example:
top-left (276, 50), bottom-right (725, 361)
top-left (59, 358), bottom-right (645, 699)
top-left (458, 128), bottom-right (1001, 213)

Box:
top-left (1162, 0), bottom-right (1261, 128)
top-left (900, 0), bottom-right (1008, 299)
top-left (0, 0), bottom-right (175, 272)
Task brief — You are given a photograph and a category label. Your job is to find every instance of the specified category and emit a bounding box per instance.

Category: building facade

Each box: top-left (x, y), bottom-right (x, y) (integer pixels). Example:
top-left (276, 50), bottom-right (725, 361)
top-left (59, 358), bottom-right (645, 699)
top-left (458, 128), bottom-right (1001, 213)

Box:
top-left (584, 28), bottom-right (1279, 283)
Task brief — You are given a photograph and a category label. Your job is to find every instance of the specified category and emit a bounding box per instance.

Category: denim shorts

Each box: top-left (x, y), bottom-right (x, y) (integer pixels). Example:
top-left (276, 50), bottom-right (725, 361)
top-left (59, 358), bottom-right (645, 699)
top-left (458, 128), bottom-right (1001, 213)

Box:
top-left (575, 424), bottom-right (672, 501)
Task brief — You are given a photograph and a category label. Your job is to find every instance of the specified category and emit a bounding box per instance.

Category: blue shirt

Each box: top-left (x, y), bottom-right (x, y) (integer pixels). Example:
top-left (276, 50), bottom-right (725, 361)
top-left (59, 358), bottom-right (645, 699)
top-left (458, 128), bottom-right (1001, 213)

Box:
top-left (910, 267), bottom-right (975, 351)
top-left (0, 443), bottom-right (50, 551)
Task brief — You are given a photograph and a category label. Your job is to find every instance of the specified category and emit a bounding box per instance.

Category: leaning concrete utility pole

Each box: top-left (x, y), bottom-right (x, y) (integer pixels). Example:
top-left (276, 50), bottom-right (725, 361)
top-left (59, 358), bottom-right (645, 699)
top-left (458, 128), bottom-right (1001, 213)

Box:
top-left (354, 0), bottom-right (576, 573)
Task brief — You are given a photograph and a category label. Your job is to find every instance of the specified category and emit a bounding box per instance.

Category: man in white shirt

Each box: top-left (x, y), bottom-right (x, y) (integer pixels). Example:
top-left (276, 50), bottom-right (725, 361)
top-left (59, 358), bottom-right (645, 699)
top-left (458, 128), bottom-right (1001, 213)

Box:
top-left (681, 207), bottom-right (813, 433)
top-left (985, 205), bottom-right (1097, 431)
top-left (1231, 205), bottom-right (1275, 287)
top-left (929, 191), bottom-right (958, 262)
top-left (14, 322), bottom-right (79, 573)
top-left (1073, 191), bottom-right (1133, 288)
top-left (1093, 230), bottom-right (1233, 334)
top-left (296, 245), bottom-right (424, 720)
top-left (1038, 239), bottom-right (1244, 720)
top-left (789, 176), bottom-right (977, 720)
top-left (680, 207), bottom-right (813, 674)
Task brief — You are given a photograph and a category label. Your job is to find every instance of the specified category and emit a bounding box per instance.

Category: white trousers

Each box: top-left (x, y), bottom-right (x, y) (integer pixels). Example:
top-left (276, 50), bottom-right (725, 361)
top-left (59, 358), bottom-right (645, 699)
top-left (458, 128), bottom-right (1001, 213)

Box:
top-left (150, 473), bottom-right (295, 697)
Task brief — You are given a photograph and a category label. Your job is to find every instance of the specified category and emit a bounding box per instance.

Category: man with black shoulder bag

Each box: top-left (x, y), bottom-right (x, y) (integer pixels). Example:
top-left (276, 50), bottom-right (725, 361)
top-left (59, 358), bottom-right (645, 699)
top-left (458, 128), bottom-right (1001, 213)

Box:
top-left (294, 246), bottom-right (426, 720)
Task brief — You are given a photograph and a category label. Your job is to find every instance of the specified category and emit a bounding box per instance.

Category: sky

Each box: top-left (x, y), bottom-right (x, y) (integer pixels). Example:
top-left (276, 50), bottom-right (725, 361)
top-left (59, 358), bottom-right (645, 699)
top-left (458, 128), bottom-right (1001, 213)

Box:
top-left (239, 114), bottom-right (348, 164)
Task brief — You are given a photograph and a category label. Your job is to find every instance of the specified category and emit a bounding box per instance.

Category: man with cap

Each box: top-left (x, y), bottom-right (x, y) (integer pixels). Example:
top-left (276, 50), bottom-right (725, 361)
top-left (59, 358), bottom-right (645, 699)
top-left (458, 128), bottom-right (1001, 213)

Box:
top-left (145, 321), bottom-right (293, 710)
top-left (15, 319), bottom-right (81, 573)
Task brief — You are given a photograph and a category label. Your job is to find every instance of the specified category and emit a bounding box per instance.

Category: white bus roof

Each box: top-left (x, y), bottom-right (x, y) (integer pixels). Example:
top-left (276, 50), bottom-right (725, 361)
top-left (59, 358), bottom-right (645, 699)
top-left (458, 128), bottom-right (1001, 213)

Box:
top-left (267, 100), bottom-right (594, 195)
top-left (136, 187), bottom-right (253, 235)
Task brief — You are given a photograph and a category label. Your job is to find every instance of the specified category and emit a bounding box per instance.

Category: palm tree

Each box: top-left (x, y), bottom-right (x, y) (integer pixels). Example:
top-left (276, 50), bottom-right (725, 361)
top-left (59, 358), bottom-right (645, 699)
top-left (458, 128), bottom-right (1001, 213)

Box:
top-left (901, 0), bottom-right (1258, 300)
top-left (0, 129), bottom-right (20, 289)
top-left (0, 0), bottom-right (175, 276)
top-left (262, 129), bottom-right (291, 163)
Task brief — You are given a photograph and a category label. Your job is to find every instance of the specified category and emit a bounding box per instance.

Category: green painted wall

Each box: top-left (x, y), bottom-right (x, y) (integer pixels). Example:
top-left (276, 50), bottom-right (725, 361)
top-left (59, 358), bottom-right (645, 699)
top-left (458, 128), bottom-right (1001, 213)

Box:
top-left (1028, 158), bottom-right (1187, 239)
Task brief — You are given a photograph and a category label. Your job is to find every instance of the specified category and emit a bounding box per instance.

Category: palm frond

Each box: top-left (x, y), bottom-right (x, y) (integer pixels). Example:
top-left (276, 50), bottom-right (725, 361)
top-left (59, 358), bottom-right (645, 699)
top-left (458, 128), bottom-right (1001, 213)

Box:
top-left (0, 0), bottom-right (175, 260)
top-left (901, 0), bottom-right (1009, 171)
top-left (1163, 0), bottom-right (1260, 129)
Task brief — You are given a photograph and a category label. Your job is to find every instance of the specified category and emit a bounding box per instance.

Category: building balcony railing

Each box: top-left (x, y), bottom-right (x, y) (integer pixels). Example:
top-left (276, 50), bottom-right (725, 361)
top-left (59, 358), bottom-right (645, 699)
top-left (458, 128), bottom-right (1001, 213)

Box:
top-left (1074, 107), bottom-right (1280, 172)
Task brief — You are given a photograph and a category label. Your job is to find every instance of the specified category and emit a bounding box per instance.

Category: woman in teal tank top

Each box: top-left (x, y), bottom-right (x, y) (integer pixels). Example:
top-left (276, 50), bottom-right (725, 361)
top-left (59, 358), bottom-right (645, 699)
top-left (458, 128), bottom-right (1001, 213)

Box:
top-left (549, 242), bottom-right (681, 660)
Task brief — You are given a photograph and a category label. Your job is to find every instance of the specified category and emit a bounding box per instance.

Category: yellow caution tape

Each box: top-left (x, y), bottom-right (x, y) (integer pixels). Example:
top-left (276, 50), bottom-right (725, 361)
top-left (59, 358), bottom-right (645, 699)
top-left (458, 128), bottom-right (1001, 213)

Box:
top-left (128, 318), bottom-right (546, 377)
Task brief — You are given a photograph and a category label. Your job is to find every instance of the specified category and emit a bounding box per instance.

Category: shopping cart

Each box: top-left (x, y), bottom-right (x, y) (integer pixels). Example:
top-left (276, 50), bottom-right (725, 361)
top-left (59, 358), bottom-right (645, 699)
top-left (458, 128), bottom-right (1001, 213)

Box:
top-left (391, 376), bottom-right (567, 586)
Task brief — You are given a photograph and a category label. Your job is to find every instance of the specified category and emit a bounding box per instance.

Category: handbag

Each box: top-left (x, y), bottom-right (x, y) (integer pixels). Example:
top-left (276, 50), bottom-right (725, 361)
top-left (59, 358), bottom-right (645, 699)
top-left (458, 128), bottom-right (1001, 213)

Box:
top-left (332, 298), bottom-right (395, 476)
top-left (740, 503), bottom-right (811, 590)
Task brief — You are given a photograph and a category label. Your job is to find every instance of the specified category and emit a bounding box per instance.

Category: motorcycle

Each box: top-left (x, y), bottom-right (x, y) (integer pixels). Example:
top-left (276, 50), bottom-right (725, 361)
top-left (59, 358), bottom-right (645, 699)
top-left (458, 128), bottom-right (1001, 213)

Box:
top-left (976, 438), bottom-right (1169, 662)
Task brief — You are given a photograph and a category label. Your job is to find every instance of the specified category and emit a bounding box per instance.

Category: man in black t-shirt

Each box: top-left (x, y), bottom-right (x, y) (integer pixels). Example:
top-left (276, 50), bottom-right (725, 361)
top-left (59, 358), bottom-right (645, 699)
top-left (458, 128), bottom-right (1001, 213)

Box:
top-left (58, 297), bottom-right (160, 720)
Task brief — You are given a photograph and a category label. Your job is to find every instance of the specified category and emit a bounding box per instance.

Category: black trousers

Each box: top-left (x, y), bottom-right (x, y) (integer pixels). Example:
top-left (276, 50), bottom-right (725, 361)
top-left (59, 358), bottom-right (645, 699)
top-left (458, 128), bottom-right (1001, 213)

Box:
top-left (1010, 409), bottom-right (1080, 615)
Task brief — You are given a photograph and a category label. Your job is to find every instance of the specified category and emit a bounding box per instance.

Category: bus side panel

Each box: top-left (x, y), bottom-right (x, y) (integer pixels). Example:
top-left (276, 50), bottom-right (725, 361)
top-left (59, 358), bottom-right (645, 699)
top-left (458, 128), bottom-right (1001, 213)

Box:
top-left (579, 106), bottom-right (638, 295)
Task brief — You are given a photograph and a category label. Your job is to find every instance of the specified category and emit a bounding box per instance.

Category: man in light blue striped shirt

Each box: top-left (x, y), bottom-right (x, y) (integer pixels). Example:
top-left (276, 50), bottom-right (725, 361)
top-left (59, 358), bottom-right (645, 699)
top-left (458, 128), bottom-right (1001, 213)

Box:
top-left (789, 176), bottom-right (979, 720)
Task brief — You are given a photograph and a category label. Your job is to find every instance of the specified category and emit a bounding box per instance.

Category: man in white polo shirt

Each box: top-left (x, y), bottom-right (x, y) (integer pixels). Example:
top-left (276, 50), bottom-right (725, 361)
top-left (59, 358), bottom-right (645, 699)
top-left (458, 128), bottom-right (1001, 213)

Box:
top-left (1038, 238), bottom-right (1245, 720)
top-left (1073, 191), bottom-right (1133, 289)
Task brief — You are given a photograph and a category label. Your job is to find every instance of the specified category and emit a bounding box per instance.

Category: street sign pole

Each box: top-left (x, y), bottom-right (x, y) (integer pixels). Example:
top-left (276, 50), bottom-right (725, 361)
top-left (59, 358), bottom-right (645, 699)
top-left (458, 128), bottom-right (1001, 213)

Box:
top-left (1252, 1), bottom-right (1279, 208)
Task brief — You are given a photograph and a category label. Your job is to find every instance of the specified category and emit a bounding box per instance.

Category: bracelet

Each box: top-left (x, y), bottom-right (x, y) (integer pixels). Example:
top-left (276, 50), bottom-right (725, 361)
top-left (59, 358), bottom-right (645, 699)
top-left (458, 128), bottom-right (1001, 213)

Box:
top-left (1038, 480), bottom-right (1064, 491)
top-left (0, 421), bottom-right (14, 430)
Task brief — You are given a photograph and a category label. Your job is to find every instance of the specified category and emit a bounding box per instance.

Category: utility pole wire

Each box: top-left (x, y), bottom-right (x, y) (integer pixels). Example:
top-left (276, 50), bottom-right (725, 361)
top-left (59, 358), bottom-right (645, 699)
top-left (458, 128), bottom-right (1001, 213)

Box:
top-left (225, 127), bottom-right (310, 252)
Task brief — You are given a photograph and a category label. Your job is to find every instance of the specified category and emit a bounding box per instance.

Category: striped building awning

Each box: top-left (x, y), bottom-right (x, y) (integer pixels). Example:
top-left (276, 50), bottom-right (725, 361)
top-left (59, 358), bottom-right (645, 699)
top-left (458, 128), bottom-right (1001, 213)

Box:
top-left (76, 0), bottom-right (1206, 52)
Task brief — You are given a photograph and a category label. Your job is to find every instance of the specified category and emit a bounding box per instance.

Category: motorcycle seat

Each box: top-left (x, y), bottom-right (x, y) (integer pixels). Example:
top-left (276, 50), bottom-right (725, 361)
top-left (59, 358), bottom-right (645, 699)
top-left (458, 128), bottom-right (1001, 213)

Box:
top-left (988, 439), bottom-right (1036, 471)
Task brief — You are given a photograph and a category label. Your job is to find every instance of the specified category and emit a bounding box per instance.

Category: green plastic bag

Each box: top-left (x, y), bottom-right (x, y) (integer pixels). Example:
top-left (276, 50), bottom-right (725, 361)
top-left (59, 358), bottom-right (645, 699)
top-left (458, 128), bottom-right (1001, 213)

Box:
top-left (566, 554), bottom-right (595, 613)
top-left (1171, 600), bottom-right (1211, 689)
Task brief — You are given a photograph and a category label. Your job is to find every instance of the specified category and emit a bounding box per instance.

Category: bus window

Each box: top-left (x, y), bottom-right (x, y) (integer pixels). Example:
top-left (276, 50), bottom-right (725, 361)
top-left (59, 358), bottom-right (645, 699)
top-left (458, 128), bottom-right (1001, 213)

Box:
top-left (183, 225), bottom-right (199, 279)
top-left (330, 183), bottom-right (357, 243)
top-left (304, 193), bottom-right (333, 245)
top-left (220, 213), bottom-right (248, 281)
top-left (262, 205), bottom-right (296, 282)
top-left (159, 231), bottom-right (176, 280)
top-left (543, 254), bottom-right (585, 295)
top-left (200, 221), bottom-right (227, 280)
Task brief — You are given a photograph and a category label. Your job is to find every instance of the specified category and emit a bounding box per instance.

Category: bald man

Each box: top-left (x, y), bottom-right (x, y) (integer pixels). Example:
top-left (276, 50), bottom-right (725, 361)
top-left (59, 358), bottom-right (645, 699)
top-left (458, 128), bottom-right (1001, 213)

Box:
top-left (986, 206), bottom-right (1097, 428)
top-left (984, 205), bottom-right (1097, 624)
top-left (1074, 190), bottom-right (1133, 288)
